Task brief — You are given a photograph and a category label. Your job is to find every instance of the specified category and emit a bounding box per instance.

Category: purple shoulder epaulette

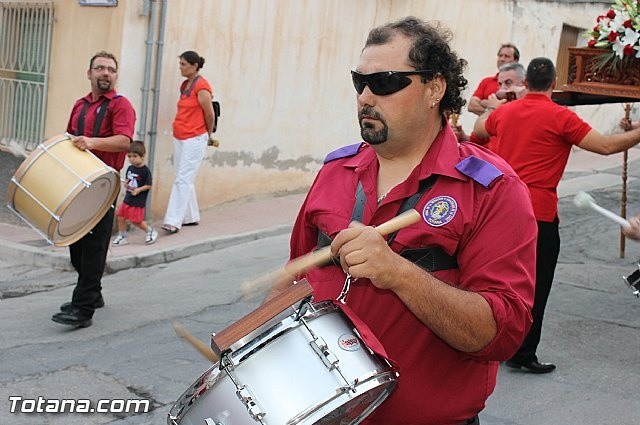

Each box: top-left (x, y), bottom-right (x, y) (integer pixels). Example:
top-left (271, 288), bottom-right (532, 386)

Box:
top-left (455, 155), bottom-right (502, 188)
top-left (324, 142), bottom-right (363, 164)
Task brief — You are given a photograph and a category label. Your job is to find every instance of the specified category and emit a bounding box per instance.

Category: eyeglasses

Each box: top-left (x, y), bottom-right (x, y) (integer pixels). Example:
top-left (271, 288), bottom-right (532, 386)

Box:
top-left (91, 65), bottom-right (117, 74)
top-left (351, 70), bottom-right (434, 96)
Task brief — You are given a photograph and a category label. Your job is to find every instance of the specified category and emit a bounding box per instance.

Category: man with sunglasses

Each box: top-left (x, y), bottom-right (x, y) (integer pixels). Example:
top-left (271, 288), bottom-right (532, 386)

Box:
top-left (268, 17), bottom-right (537, 424)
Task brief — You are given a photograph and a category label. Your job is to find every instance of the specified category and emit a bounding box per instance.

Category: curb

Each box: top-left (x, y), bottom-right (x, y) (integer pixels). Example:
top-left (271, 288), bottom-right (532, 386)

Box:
top-left (0, 224), bottom-right (293, 274)
top-left (0, 239), bottom-right (71, 271)
top-left (105, 224), bottom-right (292, 273)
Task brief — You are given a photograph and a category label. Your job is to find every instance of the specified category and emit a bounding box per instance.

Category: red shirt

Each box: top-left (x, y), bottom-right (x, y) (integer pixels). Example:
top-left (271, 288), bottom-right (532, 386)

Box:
top-left (290, 125), bottom-right (536, 424)
top-left (172, 76), bottom-right (213, 140)
top-left (470, 74), bottom-right (500, 148)
top-left (472, 74), bottom-right (499, 100)
top-left (66, 89), bottom-right (136, 171)
top-left (484, 92), bottom-right (592, 222)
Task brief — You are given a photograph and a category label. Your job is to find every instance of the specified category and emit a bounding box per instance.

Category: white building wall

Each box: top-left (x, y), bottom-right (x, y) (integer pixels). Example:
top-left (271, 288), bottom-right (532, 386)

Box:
top-left (38, 0), bottom-right (621, 218)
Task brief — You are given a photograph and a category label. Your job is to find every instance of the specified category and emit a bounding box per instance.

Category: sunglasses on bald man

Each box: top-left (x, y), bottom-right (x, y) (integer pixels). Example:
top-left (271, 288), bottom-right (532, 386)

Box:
top-left (351, 70), bottom-right (435, 96)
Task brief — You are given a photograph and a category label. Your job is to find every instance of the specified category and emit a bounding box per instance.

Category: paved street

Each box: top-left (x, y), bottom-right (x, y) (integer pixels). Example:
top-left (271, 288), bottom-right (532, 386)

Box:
top-left (0, 235), bottom-right (288, 425)
top-left (1, 149), bottom-right (640, 424)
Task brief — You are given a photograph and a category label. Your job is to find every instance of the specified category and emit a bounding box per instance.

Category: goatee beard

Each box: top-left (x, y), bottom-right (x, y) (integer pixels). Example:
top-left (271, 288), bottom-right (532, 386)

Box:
top-left (359, 106), bottom-right (388, 145)
top-left (97, 80), bottom-right (111, 92)
top-left (361, 125), bottom-right (388, 145)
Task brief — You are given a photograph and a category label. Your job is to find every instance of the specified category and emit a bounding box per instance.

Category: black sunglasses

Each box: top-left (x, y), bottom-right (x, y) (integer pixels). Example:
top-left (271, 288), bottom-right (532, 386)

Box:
top-left (351, 70), bottom-right (435, 96)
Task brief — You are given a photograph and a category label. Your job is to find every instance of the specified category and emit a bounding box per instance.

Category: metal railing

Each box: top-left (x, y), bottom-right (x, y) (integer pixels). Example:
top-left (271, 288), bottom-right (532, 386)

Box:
top-left (0, 0), bottom-right (53, 153)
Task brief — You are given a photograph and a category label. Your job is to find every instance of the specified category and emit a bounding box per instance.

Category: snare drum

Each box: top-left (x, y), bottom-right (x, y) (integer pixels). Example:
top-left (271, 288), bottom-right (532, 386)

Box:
top-left (7, 134), bottom-right (120, 246)
top-left (168, 291), bottom-right (397, 425)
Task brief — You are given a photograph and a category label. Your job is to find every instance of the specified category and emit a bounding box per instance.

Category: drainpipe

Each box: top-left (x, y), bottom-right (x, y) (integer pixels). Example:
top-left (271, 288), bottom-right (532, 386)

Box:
top-left (137, 0), bottom-right (156, 142)
top-left (146, 0), bottom-right (167, 220)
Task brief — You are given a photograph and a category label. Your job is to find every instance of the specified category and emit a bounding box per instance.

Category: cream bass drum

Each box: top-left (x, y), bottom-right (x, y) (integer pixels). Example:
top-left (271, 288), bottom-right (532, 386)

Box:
top-left (7, 133), bottom-right (119, 246)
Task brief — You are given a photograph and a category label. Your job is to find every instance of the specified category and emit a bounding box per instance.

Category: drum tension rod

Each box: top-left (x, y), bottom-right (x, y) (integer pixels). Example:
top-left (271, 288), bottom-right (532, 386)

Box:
top-left (300, 317), bottom-right (356, 392)
top-left (220, 355), bottom-right (267, 423)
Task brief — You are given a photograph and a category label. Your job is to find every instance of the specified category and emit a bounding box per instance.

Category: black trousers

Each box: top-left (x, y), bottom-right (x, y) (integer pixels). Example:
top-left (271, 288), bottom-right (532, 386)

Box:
top-left (69, 205), bottom-right (115, 318)
top-left (511, 219), bottom-right (560, 363)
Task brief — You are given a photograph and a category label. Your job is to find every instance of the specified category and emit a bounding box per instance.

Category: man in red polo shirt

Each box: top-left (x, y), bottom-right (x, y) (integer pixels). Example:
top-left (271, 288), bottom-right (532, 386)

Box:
top-left (474, 57), bottom-right (640, 373)
top-left (466, 44), bottom-right (519, 146)
top-left (268, 17), bottom-right (537, 424)
top-left (462, 62), bottom-right (526, 147)
top-left (468, 43), bottom-right (519, 116)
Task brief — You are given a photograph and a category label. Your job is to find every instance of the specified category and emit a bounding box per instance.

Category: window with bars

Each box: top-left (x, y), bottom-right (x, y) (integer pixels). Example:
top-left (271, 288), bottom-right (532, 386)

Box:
top-left (0, 1), bottom-right (53, 152)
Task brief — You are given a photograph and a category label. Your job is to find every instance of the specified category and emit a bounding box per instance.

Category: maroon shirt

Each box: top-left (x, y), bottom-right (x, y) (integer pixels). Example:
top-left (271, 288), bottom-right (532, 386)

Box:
top-left (289, 125), bottom-right (536, 424)
top-left (66, 89), bottom-right (136, 170)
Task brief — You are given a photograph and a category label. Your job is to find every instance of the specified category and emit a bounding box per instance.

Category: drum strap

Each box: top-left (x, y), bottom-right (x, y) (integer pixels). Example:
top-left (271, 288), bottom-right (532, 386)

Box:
top-left (77, 98), bottom-right (111, 137)
top-left (316, 174), bottom-right (458, 271)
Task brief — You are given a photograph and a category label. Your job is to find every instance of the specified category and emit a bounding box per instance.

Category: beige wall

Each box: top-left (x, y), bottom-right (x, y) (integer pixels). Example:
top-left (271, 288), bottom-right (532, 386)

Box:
top-left (42, 0), bottom-right (617, 220)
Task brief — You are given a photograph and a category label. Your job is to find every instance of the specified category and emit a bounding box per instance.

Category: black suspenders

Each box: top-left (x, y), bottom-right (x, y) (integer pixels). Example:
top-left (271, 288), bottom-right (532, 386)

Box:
top-left (76, 98), bottom-right (111, 137)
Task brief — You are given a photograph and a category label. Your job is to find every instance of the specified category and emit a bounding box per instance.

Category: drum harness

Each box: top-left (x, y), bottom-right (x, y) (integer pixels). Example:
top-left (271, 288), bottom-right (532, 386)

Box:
top-left (216, 177), bottom-right (461, 423)
top-left (76, 98), bottom-right (111, 138)
top-left (315, 174), bottom-right (458, 304)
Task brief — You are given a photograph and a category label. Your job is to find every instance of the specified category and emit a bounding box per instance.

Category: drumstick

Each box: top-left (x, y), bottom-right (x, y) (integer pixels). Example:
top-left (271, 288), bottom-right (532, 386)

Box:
top-left (172, 321), bottom-right (219, 363)
top-left (573, 191), bottom-right (631, 229)
top-left (240, 209), bottom-right (421, 297)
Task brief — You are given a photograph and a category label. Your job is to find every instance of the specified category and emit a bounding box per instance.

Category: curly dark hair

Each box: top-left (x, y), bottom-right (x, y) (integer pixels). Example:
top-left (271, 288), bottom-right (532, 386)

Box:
top-left (364, 16), bottom-right (468, 114)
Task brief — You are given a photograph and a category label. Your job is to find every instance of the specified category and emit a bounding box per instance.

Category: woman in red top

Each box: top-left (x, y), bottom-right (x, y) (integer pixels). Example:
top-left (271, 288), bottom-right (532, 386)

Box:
top-left (162, 51), bottom-right (216, 233)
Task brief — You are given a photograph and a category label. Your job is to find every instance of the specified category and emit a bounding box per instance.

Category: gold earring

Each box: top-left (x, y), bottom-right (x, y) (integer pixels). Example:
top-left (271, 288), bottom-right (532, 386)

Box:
top-left (431, 98), bottom-right (440, 109)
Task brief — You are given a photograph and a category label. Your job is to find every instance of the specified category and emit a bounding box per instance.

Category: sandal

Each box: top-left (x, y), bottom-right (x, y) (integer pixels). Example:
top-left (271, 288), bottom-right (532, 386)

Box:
top-left (161, 225), bottom-right (179, 234)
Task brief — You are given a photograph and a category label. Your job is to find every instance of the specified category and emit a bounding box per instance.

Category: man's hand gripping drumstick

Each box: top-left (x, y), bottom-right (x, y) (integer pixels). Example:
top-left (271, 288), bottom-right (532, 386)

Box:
top-left (241, 209), bottom-right (421, 299)
top-left (174, 209), bottom-right (421, 363)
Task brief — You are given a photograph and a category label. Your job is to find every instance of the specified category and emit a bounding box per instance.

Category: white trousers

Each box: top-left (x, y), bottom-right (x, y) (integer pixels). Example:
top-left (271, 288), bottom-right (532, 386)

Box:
top-left (163, 132), bottom-right (208, 229)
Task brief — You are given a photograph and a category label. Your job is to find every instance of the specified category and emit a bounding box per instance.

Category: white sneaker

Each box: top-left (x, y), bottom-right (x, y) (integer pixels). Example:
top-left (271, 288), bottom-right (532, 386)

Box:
top-left (146, 228), bottom-right (158, 245)
top-left (112, 234), bottom-right (128, 246)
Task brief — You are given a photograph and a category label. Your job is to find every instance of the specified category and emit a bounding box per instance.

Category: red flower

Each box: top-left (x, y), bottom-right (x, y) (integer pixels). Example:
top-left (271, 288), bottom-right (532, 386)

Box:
top-left (623, 19), bottom-right (634, 28)
top-left (588, 39), bottom-right (597, 48)
top-left (606, 9), bottom-right (616, 19)
top-left (623, 44), bottom-right (635, 56)
top-left (608, 30), bottom-right (619, 42)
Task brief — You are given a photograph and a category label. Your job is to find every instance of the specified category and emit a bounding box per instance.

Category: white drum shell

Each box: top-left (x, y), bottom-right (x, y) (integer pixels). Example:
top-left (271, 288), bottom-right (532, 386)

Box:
top-left (169, 301), bottom-right (397, 425)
